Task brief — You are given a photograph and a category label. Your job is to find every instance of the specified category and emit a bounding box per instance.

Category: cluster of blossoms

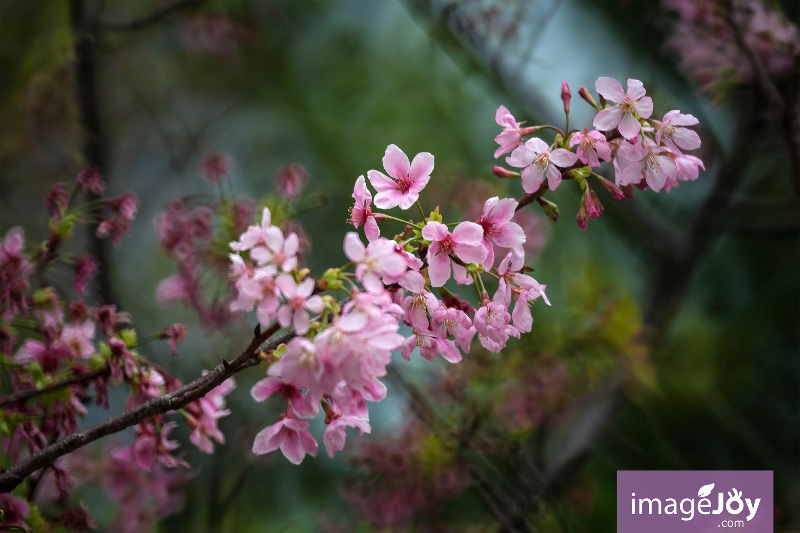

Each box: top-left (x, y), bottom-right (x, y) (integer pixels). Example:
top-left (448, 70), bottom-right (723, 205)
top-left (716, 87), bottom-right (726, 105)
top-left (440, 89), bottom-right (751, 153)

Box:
top-left (663, 0), bottom-right (799, 94)
top-left (230, 143), bottom-right (551, 464)
top-left (494, 77), bottom-right (704, 228)
top-left (0, 168), bottom-right (236, 529)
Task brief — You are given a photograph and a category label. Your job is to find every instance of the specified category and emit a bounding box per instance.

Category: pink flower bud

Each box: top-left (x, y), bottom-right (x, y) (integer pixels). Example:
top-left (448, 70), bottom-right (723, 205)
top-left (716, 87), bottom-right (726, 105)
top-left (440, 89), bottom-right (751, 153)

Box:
top-left (46, 182), bottom-right (69, 219)
top-left (595, 175), bottom-right (625, 201)
top-left (561, 81), bottom-right (571, 113)
top-left (576, 192), bottom-right (588, 230)
top-left (491, 165), bottom-right (520, 179)
top-left (275, 164), bottom-right (308, 201)
top-left (578, 85), bottom-right (598, 109)
top-left (200, 153), bottom-right (234, 185)
top-left (77, 165), bottom-right (106, 196)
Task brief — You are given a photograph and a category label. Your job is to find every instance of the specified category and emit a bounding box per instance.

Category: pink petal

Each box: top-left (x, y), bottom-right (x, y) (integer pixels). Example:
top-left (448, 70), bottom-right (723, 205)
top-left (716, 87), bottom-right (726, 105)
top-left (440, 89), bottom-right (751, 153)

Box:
top-left (397, 191), bottom-right (419, 210)
top-left (488, 197), bottom-right (517, 222)
top-left (343, 233), bottom-right (366, 262)
top-left (367, 170), bottom-right (397, 193)
top-left (278, 306), bottom-right (293, 328)
top-left (512, 300), bottom-right (532, 333)
top-left (251, 377), bottom-right (283, 402)
top-left (252, 426), bottom-right (280, 455)
top-left (520, 166), bottom-right (544, 194)
top-left (452, 221), bottom-right (484, 245)
top-left (524, 137), bottom-right (549, 154)
top-left (620, 161), bottom-right (645, 186)
top-left (626, 78), bottom-right (646, 100)
top-left (427, 253), bottom-right (451, 287)
top-left (422, 221), bottom-right (448, 242)
top-left (293, 311), bottom-right (310, 334)
top-left (399, 271), bottom-right (425, 292)
top-left (409, 152), bottom-right (434, 181)
top-left (674, 129), bottom-right (702, 151)
top-left (595, 77), bottom-right (625, 102)
top-left (593, 106), bottom-right (623, 131)
top-left (373, 190), bottom-right (402, 209)
top-left (364, 216), bottom-right (380, 242)
top-left (546, 164), bottom-right (562, 190)
top-left (618, 112), bottom-right (642, 140)
top-left (506, 146), bottom-right (534, 168)
top-left (495, 105), bottom-right (511, 126)
top-left (634, 96), bottom-right (653, 119)
top-left (492, 222), bottom-right (526, 249)
top-left (549, 148), bottom-right (578, 168)
top-left (382, 144), bottom-right (411, 179)
top-left (455, 242), bottom-right (488, 264)
top-left (283, 233), bottom-right (300, 256)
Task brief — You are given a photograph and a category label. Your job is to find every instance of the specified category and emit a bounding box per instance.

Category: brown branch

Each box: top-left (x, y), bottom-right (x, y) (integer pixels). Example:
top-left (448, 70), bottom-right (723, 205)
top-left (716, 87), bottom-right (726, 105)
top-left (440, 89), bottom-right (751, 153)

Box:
top-left (0, 322), bottom-right (290, 493)
top-left (0, 366), bottom-right (110, 408)
top-left (100, 0), bottom-right (203, 32)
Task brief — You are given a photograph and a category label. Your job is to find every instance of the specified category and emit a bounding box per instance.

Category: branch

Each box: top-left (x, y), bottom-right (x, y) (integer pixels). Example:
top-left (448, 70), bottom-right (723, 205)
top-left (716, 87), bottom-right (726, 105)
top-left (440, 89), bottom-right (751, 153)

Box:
top-left (0, 366), bottom-right (110, 408)
top-left (0, 322), bottom-right (292, 493)
top-left (100, 0), bottom-right (202, 32)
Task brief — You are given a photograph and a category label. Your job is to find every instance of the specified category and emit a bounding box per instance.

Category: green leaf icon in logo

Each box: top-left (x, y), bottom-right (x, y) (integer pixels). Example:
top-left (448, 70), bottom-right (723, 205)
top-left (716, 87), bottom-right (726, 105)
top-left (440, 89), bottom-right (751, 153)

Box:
top-left (698, 483), bottom-right (715, 498)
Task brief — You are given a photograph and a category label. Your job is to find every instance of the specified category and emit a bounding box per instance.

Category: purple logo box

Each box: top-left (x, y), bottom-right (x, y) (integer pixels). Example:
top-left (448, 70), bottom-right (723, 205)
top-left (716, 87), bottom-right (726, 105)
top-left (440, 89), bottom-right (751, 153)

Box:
top-left (618, 471), bottom-right (773, 533)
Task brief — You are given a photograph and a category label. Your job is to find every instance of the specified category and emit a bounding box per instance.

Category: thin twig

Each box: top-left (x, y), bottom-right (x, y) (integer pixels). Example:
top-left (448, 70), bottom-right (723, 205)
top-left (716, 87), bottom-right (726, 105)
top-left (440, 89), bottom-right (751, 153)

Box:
top-left (0, 322), bottom-right (290, 493)
top-left (100, 0), bottom-right (202, 32)
top-left (0, 366), bottom-right (110, 408)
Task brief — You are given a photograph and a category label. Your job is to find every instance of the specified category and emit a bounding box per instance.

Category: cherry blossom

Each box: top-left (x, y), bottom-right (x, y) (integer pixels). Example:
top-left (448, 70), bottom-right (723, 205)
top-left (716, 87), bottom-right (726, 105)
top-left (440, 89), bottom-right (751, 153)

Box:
top-left (275, 275), bottom-right (324, 334)
top-left (422, 221), bottom-right (486, 287)
top-left (367, 144), bottom-right (434, 210)
top-left (343, 233), bottom-right (406, 292)
top-left (475, 196), bottom-right (526, 269)
top-left (349, 175), bottom-right (382, 242)
top-left (252, 417), bottom-right (318, 465)
top-left (323, 414), bottom-right (371, 458)
top-left (494, 105), bottom-right (526, 158)
top-left (593, 77), bottom-right (653, 140)
top-left (506, 138), bottom-right (579, 193)
top-left (616, 138), bottom-right (677, 192)
top-left (654, 110), bottom-right (701, 153)
top-left (569, 129), bottom-right (612, 167)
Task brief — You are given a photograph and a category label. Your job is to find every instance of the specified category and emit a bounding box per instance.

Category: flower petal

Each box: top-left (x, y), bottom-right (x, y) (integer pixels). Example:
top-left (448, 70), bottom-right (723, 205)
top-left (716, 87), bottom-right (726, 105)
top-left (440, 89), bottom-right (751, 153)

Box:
top-left (595, 77), bottom-right (625, 102)
top-left (593, 106), bottom-right (623, 131)
top-left (409, 152), bottom-right (434, 181)
top-left (382, 144), bottom-right (411, 179)
top-left (626, 78), bottom-right (646, 100)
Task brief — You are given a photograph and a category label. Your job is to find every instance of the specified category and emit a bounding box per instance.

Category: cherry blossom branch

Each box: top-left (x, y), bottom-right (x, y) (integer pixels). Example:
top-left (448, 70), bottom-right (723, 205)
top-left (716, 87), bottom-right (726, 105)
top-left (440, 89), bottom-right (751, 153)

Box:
top-left (0, 366), bottom-right (110, 408)
top-left (0, 322), bottom-right (291, 493)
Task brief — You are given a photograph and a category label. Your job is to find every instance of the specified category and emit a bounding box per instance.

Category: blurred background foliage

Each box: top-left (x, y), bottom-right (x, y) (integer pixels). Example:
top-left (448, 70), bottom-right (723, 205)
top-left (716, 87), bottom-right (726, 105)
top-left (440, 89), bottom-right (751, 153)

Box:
top-left (0, 0), bottom-right (798, 531)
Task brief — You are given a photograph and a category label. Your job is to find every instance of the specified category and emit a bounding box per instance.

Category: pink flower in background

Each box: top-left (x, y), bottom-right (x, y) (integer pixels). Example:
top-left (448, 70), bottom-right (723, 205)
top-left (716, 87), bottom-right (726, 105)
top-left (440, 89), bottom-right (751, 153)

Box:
top-left (45, 182), bottom-right (69, 219)
top-left (569, 129), bottom-right (612, 167)
top-left (593, 77), bottom-right (653, 139)
top-left (77, 165), bottom-right (105, 195)
top-left (323, 414), bottom-right (371, 458)
top-left (200, 153), bottom-right (235, 185)
top-left (60, 320), bottom-right (96, 359)
top-left (252, 417), bottom-right (318, 465)
top-left (72, 255), bottom-right (99, 296)
top-left (113, 422), bottom-right (189, 472)
top-left (275, 163), bottom-right (308, 201)
top-left (654, 110), bottom-right (701, 152)
top-left (422, 221), bottom-right (486, 287)
top-left (163, 323), bottom-right (187, 355)
top-left (97, 192), bottom-right (139, 246)
top-left (185, 374), bottom-right (235, 454)
top-left (349, 175), bottom-right (382, 242)
top-left (506, 138), bottom-right (578, 193)
top-left (475, 196), bottom-right (525, 269)
top-left (368, 144), bottom-right (434, 210)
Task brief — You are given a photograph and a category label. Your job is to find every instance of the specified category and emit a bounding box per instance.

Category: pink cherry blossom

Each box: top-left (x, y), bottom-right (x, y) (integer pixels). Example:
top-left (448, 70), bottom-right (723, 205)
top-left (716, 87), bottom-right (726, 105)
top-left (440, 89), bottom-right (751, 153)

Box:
top-left (654, 110), bottom-right (701, 153)
top-left (200, 153), bottom-right (234, 185)
top-left (275, 275), bottom-right (324, 334)
top-left (113, 421), bottom-right (189, 472)
top-left (77, 165), bottom-right (105, 195)
top-left (617, 138), bottom-right (677, 192)
top-left (323, 414), bottom-right (371, 458)
top-left (593, 77), bottom-right (653, 140)
top-left (475, 196), bottom-right (526, 269)
top-left (422, 221), bottom-right (486, 287)
top-left (569, 129), bottom-right (612, 167)
top-left (494, 105), bottom-right (526, 158)
top-left (343, 233), bottom-right (406, 292)
top-left (400, 326), bottom-right (461, 363)
top-left (60, 320), bottom-right (96, 359)
top-left (398, 271), bottom-right (438, 330)
top-left (230, 207), bottom-right (273, 252)
top-left (252, 417), bottom-right (318, 465)
top-left (473, 295), bottom-right (516, 353)
top-left (275, 163), bottom-right (307, 201)
top-left (349, 175), bottom-right (382, 242)
top-left (674, 153), bottom-right (705, 182)
top-left (430, 304), bottom-right (475, 353)
top-left (367, 144), bottom-right (434, 210)
top-left (251, 375), bottom-right (317, 418)
top-left (506, 138), bottom-right (578, 193)
top-left (185, 375), bottom-right (235, 454)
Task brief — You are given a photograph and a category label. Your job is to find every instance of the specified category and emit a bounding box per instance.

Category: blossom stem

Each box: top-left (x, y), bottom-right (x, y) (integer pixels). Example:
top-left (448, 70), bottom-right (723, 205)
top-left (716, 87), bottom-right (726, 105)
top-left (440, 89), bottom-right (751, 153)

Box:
top-left (415, 201), bottom-right (427, 222)
top-left (381, 214), bottom-right (422, 230)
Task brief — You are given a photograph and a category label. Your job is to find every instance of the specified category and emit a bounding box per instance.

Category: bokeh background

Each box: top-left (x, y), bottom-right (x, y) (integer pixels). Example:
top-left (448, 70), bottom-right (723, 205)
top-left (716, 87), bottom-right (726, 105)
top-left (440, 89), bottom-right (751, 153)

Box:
top-left (1, 0), bottom-right (798, 531)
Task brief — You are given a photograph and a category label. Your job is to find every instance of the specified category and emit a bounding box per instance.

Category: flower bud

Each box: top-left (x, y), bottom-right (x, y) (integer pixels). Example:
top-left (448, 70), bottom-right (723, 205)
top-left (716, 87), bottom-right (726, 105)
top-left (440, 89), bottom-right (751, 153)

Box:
top-left (536, 197), bottom-right (559, 222)
top-left (595, 174), bottom-right (624, 201)
top-left (578, 85), bottom-right (599, 109)
top-left (492, 165), bottom-right (520, 179)
top-left (576, 193), bottom-right (588, 230)
top-left (561, 81), bottom-right (571, 114)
